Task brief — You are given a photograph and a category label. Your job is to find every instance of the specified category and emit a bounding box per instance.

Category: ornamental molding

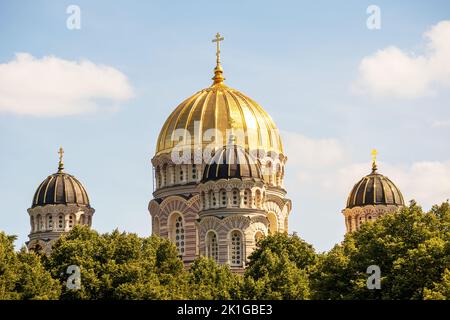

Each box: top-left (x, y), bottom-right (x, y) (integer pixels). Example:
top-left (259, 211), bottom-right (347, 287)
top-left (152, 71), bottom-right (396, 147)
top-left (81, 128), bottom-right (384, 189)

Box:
top-left (28, 204), bottom-right (94, 216)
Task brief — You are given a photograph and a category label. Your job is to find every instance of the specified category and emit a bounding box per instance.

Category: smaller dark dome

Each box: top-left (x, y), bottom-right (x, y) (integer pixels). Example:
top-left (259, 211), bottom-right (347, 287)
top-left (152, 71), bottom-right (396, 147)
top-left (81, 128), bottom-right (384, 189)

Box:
top-left (202, 145), bottom-right (263, 182)
top-left (32, 172), bottom-right (90, 208)
top-left (346, 170), bottom-right (404, 209)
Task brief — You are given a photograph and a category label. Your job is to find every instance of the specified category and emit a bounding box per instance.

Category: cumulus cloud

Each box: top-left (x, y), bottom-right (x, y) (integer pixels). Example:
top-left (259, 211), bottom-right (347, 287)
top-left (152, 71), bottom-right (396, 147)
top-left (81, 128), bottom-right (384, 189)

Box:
top-left (353, 20), bottom-right (450, 98)
top-left (283, 131), bottom-right (450, 209)
top-left (0, 53), bottom-right (134, 116)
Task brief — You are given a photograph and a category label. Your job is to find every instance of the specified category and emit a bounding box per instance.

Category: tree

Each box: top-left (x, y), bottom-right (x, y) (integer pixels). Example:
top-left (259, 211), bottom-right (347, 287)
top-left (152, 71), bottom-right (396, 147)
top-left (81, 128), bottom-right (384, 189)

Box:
top-left (243, 233), bottom-right (316, 299)
top-left (187, 257), bottom-right (242, 299)
top-left (310, 201), bottom-right (450, 299)
top-left (45, 226), bottom-right (188, 299)
top-left (0, 232), bottom-right (60, 300)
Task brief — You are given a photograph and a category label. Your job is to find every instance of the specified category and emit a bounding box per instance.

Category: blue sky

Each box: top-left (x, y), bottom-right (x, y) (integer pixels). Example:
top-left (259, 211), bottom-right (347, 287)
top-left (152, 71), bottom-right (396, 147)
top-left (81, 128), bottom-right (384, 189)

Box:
top-left (1, 0), bottom-right (450, 252)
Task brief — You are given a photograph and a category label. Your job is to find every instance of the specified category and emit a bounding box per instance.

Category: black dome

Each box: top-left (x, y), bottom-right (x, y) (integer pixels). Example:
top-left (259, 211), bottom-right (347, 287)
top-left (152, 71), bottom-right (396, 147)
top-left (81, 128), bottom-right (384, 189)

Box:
top-left (346, 171), bottom-right (404, 209)
top-left (32, 172), bottom-right (90, 208)
top-left (202, 145), bottom-right (263, 182)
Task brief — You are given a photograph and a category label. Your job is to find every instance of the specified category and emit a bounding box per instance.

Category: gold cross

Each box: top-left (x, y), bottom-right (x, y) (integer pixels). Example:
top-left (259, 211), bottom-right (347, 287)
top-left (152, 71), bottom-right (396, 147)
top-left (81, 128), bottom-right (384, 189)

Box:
top-left (212, 32), bottom-right (224, 64)
top-left (371, 149), bottom-right (378, 163)
top-left (58, 147), bottom-right (64, 172)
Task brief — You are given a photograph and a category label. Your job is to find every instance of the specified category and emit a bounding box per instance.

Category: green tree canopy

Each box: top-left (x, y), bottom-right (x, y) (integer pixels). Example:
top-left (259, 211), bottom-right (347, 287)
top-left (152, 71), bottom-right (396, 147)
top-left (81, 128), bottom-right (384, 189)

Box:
top-left (311, 201), bottom-right (450, 299)
top-left (45, 226), bottom-right (187, 299)
top-left (187, 257), bottom-right (242, 299)
top-left (243, 233), bottom-right (317, 299)
top-left (0, 232), bottom-right (60, 299)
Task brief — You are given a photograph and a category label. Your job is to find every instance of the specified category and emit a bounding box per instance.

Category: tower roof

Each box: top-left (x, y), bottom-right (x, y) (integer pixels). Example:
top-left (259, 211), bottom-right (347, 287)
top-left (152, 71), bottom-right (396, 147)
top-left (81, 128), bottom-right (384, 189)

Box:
top-left (31, 148), bottom-right (91, 208)
top-left (346, 151), bottom-right (404, 209)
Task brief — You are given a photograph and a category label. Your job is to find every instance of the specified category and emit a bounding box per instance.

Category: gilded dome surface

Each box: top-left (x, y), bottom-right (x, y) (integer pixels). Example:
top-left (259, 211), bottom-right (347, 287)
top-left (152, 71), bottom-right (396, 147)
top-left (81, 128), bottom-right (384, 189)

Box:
top-left (156, 83), bottom-right (283, 156)
top-left (202, 144), bottom-right (263, 182)
top-left (346, 167), bottom-right (404, 209)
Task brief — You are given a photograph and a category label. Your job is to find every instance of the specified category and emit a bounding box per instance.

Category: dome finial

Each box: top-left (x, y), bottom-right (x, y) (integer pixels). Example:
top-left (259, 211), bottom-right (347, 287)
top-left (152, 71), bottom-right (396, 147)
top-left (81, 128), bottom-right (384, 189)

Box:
top-left (58, 146), bottom-right (64, 173)
top-left (211, 32), bottom-right (225, 85)
top-left (371, 148), bottom-right (378, 173)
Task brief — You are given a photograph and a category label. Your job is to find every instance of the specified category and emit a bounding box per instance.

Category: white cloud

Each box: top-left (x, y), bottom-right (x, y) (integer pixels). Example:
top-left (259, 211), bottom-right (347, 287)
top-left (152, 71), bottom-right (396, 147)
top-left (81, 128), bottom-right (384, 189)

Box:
top-left (283, 131), bottom-right (450, 209)
top-left (353, 20), bottom-right (450, 98)
top-left (432, 119), bottom-right (450, 128)
top-left (0, 53), bottom-right (134, 116)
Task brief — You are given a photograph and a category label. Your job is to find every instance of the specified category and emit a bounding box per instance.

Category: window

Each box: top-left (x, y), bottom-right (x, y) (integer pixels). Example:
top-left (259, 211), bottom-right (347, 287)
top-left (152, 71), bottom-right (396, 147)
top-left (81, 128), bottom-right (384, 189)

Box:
top-left (174, 215), bottom-right (185, 255)
top-left (58, 214), bottom-right (64, 229)
top-left (37, 215), bottom-right (42, 231)
top-left (162, 164), bottom-right (167, 186)
top-left (232, 189), bottom-right (239, 207)
top-left (243, 189), bottom-right (251, 207)
top-left (201, 192), bottom-right (206, 210)
top-left (156, 167), bottom-right (161, 188)
top-left (255, 231), bottom-right (264, 242)
top-left (192, 165), bottom-right (197, 180)
top-left (179, 166), bottom-right (184, 183)
top-left (153, 217), bottom-right (160, 235)
top-left (68, 215), bottom-right (74, 228)
top-left (206, 231), bottom-right (218, 262)
top-left (220, 189), bottom-right (227, 207)
top-left (47, 214), bottom-right (53, 230)
top-left (210, 190), bottom-right (216, 207)
top-left (255, 190), bottom-right (262, 208)
top-left (267, 212), bottom-right (278, 235)
top-left (230, 230), bottom-right (243, 267)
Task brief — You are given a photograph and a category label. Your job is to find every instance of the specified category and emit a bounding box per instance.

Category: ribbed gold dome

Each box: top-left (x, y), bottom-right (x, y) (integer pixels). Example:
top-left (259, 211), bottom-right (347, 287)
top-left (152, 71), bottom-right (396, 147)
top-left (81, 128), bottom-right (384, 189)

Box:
top-left (156, 83), bottom-right (283, 156)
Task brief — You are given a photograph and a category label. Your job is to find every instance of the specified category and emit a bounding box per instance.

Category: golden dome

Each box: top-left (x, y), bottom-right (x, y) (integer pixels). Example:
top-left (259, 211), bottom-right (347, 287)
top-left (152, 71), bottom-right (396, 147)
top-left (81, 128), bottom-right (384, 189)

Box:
top-left (155, 34), bottom-right (283, 157)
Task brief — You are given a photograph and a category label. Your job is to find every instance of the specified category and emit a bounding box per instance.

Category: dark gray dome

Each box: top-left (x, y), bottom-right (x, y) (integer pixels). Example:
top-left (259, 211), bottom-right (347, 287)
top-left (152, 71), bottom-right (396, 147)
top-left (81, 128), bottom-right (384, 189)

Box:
top-left (346, 169), bottom-right (404, 209)
top-left (202, 145), bottom-right (263, 182)
top-left (32, 172), bottom-right (90, 208)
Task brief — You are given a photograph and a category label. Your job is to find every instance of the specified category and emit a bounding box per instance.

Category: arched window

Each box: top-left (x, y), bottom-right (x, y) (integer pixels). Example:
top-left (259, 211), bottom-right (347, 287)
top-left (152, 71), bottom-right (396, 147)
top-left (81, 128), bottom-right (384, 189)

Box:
top-left (201, 191), bottom-right (206, 210)
top-left (232, 189), bottom-right (240, 207)
top-left (229, 230), bottom-right (243, 267)
top-left (68, 214), bottom-right (74, 228)
top-left (243, 189), bottom-right (251, 207)
top-left (47, 214), bottom-right (53, 230)
top-left (171, 214), bottom-right (185, 256)
top-left (206, 231), bottom-right (218, 262)
top-left (30, 217), bottom-right (35, 232)
top-left (36, 214), bottom-right (42, 231)
top-left (162, 164), bottom-right (167, 186)
top-left (192, 165), bottom-right (197, 181)
top-left (58, 214), bottom-right (64, 229)
top-left (220, 189), bottom-right (227, 207)
top-left (275, 164), bottom-right (282, 186)
top-left (209, 190), bottom-right (216, 208)
top-left (254, 231), bottom-right (264, 242)
top-left (267, 212), bottom-right (278, 235)
top-left (153, 216), bottom-right (160, 235)
top-left (266, 162), bottom-right (273, 184)
top-left (179, 166), bottom-right (184, 183)
top-left (255, 190), bottom-right (262, 208)
top-left (156, 166), bottom-right (161, 188)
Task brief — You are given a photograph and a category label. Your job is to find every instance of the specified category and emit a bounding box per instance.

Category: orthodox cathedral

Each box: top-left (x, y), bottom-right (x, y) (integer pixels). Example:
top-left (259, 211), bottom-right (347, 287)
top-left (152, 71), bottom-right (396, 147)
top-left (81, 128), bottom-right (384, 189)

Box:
top-left (26, 34), bottom-right (405, 271)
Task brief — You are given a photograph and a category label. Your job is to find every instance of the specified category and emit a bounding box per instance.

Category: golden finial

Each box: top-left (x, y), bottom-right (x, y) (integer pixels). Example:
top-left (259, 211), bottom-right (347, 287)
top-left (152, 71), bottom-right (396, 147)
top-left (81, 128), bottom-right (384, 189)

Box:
top-left (211, 32), bottom-right (225, 85)
top-left (371, 148), bottom-right (378, 173)
top-left (58, 147), bottom-right (64, 172)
